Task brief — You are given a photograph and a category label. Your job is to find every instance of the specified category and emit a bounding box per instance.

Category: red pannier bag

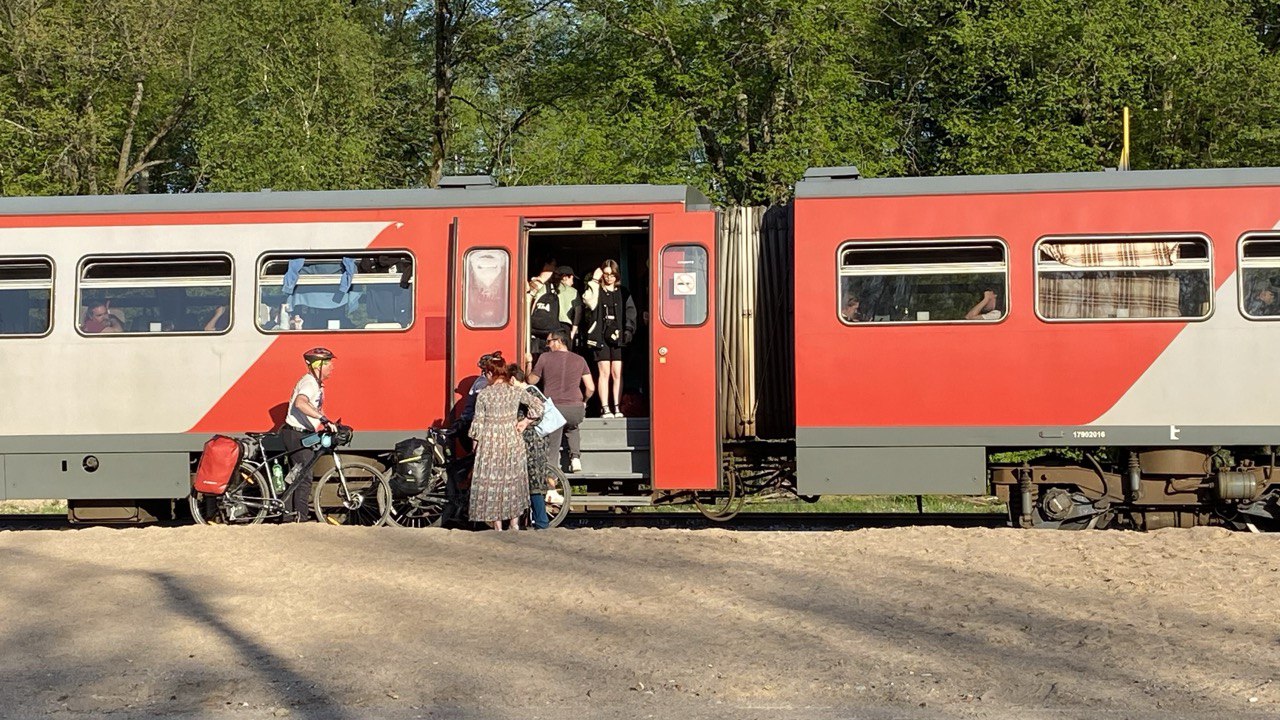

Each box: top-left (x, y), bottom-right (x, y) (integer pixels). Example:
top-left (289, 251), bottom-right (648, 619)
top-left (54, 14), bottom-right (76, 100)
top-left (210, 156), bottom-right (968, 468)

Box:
top-left (193, 435), bottom-right (243, 495)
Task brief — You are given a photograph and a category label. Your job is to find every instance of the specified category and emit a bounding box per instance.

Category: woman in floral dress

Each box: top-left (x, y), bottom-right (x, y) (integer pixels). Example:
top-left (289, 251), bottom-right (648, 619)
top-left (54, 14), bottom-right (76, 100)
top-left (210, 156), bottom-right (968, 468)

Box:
top-left (512, 367), bottom-right (551, 529)
top-left (469, 356), bottom-right (543, 530)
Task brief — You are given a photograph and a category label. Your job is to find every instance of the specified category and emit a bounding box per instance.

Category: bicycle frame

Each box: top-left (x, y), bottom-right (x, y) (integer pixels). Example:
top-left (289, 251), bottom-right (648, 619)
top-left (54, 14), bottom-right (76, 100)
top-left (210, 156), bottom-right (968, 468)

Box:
top-left (222, 436), bottom-right (346, 520)
top-left (232, 439), bottom-right (295, 520)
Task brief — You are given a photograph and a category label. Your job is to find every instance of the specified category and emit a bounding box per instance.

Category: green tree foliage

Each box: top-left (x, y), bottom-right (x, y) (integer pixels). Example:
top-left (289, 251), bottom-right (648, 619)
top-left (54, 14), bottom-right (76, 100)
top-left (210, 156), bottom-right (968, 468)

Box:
top-left (0, 0), bottom-right (200, 194)
top-left (560, 0), bottom-right (906, 203)
top-left (870, 0), bottom-right (1280, 174)
top-left (6, 0), bottom-right (1280, 198)
top-left (356, 1), bottom-right (436, 187)
top-left (191, 0), bottom-right (384, 191)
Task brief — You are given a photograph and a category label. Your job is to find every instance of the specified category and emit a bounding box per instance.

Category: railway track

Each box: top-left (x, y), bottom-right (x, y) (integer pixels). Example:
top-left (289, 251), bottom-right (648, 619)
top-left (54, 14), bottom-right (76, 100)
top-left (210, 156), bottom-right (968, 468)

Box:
top-left (0, 511), bottom-right (1008, 531)
top-left (0, 514), bottom-right (75, 530)
top-left (563, 511), bottom-right (1009, 530)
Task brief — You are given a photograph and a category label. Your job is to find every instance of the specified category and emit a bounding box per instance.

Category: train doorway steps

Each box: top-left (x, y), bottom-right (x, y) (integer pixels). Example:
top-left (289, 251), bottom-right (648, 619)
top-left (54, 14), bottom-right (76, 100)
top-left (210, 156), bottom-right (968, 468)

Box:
top-left (573, 417), bottom-right (650, 478)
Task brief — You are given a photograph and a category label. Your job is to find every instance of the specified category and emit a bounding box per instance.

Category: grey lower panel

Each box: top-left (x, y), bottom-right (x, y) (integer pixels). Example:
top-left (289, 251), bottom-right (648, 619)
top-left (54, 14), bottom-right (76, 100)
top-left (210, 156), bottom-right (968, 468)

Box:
top-left (0, 431), bottom-right (427, 454)
top-left (0, 432), bottom-right (424, 501)
top-left (798, 426), bottom-right (1280, 448)
top-left (797, 446), bottom-right (985, 495)
top-left (4, 453), bottom-right (190, 500)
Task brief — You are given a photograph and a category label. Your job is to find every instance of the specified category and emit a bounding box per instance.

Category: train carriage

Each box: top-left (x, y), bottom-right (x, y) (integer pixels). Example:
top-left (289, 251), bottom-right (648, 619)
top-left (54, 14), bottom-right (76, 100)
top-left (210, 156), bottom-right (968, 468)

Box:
top-left (5, 164), bottom-right (1280, 529)
top-left (0, 178), bottom-right (719, 521)
top-left (792, 166), bottom-right (1280, 529)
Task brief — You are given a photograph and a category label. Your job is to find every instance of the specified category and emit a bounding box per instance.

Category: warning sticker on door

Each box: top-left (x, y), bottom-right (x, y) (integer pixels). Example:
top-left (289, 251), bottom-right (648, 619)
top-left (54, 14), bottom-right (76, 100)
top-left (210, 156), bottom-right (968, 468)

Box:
top-left (673, 272), bottom-right (697, 296)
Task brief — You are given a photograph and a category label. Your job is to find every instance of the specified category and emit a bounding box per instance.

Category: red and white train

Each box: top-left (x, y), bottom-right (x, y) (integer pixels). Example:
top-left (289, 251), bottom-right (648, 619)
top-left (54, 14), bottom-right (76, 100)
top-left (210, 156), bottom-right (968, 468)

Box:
top-left (4, 166), bottom-right (1280, 529)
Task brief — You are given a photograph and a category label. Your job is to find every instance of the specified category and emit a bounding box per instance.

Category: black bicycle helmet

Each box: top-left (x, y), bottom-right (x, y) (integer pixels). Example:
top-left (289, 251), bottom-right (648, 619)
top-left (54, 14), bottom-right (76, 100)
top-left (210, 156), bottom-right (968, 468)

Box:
top-left (303, 347), bottom-right (336, 364)
top-left (477, 350), bottom-right (503, 369)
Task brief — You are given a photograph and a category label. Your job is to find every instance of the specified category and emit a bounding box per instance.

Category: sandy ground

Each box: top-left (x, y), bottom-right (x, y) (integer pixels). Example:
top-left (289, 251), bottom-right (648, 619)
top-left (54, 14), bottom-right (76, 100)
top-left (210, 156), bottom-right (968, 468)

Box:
top-left (2, 525), bottom-right (1279, 720)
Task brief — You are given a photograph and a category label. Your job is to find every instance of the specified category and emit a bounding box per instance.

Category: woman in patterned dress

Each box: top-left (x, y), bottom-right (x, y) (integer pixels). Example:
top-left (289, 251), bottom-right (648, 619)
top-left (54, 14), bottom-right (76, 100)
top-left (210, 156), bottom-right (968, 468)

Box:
top-left (469, 356), bottom-right (543, 530)
top-left (511, 366), bottom-right (551, 529)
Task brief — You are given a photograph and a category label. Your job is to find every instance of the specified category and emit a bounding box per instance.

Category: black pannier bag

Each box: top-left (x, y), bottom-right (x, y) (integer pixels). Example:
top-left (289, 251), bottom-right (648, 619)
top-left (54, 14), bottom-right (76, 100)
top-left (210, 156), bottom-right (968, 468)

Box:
top-left (389, 437), bottom-right (433, 498)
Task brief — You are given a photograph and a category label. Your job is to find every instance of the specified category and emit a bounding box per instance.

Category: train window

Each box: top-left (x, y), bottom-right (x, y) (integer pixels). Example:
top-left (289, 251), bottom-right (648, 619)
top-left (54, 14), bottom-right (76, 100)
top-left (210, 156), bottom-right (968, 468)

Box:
top-left (1239, 235), bottom-right (1280, 319)
top-left (659, 245), bottom-right (708, 326)
top-left (256, 252), bottom-right (414, 332)
top-left (838, 240), bottom-right (1008, 324)
top-left (0, 257), bottom-right (53, 337)
top-left (462, 248), bottom-right (509, 329)
top-left (1036, 235), bottom-right (1212, 321)
top-left (77, 255), bottom-right (232, 335)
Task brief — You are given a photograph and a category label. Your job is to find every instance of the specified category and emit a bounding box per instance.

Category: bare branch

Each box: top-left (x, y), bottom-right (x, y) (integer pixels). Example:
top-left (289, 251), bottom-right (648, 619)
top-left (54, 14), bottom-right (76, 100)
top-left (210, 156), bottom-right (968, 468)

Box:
top-left (114, 79), bottom-right (146, 193)
top-left (1, 118), bottom-right (36, 135)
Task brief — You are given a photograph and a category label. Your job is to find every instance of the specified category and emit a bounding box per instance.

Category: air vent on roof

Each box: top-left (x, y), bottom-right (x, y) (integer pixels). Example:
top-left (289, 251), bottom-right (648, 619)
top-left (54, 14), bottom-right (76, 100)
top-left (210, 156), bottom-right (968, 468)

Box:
top-left (439, 175), bottom-right (497, 189)
top-left (802, 166), bottom-right (862, 181)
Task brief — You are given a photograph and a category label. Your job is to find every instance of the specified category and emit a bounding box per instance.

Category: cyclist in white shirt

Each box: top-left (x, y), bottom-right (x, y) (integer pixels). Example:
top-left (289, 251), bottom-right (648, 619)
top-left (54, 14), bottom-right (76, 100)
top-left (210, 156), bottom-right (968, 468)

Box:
top-left (279, 347), bottom-right (336, 522)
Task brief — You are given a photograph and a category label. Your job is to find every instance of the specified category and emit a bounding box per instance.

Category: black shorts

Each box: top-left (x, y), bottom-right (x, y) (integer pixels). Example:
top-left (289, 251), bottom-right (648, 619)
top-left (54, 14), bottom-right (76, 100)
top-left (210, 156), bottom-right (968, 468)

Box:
top-left (593, 345), bottom-right (623, 363)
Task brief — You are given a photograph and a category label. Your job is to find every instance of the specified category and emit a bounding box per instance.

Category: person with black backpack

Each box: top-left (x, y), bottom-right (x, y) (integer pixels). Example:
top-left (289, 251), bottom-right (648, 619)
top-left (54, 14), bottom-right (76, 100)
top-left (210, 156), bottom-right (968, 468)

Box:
top-left (527, 276), bottom-right (561, 365)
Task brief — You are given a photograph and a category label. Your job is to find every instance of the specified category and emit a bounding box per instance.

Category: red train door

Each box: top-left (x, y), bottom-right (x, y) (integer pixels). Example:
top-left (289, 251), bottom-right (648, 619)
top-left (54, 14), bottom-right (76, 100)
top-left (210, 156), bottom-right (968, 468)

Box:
top-left (447, 214), bottom-right (521, 421)
top-left (650, 212), bottom-right (719, 490)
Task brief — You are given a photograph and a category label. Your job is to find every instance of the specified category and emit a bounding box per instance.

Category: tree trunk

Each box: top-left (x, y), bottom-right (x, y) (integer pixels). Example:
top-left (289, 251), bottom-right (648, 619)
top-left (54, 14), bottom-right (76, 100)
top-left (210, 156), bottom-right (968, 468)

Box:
top-left (430, 0), bottom-right (453, 188)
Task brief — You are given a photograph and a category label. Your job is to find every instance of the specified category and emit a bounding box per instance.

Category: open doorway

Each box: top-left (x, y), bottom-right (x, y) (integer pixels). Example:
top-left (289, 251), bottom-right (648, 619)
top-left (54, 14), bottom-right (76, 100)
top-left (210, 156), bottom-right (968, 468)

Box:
top-left (525, 218), bottom-right (651, 418)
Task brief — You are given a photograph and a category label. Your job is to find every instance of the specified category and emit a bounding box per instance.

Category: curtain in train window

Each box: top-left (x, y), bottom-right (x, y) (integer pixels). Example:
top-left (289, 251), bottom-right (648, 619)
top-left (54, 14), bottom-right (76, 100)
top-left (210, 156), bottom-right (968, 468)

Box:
top-left (659, 245), bottom-right (708, 326)
top-left (838, 240), bottom-right (1007, 324)
top-left (78, 255), bottom-right (232, 335)
top-left (257, 253), bottom-right (414, 332)
top-left (463, 249), bottom-right (509, 329)
top-left (1240, 237), bottom-right (1280, 319)
top-left (0, 258), bottom-right (53, 336)
top-left (1036, 237), bottom-right (1210, 320)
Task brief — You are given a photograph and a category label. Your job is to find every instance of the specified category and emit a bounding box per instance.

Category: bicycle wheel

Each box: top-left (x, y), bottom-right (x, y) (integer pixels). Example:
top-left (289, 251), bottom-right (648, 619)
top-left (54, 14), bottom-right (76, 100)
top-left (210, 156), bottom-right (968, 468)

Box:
top-left (312, 460), bottom-right (392, 526)
top-left (189, 463), bottom-right (269, 525)
top-left (388, 467), bottom-right (448, 528)
top-left (543, 465), bottom-right (572, 528)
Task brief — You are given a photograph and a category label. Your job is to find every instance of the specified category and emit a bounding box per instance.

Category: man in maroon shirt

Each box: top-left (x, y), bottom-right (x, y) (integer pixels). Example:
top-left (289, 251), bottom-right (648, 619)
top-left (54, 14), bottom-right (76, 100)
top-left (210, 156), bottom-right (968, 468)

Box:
top-left (529, 330), bottom-right (594, 473)
top-left (82, 301), bottom-right (124, 333)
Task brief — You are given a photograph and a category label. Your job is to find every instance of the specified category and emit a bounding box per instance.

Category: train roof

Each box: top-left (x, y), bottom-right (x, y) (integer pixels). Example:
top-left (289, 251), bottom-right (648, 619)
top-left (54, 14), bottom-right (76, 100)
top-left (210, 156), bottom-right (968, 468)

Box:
top-left (796, 166), bottom-right (1280, 198)
top-left (0, 180), bottom-right (713, 215)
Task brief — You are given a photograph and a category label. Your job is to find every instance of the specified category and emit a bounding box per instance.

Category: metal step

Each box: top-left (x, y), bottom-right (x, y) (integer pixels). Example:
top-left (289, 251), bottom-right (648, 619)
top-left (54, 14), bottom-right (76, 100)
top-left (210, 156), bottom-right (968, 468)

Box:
top-left (576, 418), bottom-right (649, 449)
top-left (570, 494), bottom-right (654, 508)
top-left (579, 436), bottom-right (648, 451)
top-left (565, 471), bottom-right (648, 482)
top-left (576, 448), bottom-right (649, 474)
top-left (578, 417), bottom-right (650, 430)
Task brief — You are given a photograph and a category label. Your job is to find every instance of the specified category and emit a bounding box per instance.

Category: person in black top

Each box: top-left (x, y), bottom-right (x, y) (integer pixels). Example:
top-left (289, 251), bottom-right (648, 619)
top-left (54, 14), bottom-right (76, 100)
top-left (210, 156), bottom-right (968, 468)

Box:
top-left (527, 277), bottom-right (561, 365)
top-left (583, 259), bottom-right (637, 418)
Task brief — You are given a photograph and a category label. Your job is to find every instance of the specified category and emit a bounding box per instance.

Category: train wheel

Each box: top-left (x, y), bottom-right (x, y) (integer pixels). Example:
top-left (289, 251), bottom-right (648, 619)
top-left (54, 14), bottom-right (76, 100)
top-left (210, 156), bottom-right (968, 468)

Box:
top-left (388, 469), bottom-right (448, 529)
top-left (1025, 487), bottom-right (1108, 530)
top-left (190, 463), bottom-right (268, 525)
top-left (544, 466), bottom-right (572, 528)
top-left (312, 461), bottom-right (392, 526)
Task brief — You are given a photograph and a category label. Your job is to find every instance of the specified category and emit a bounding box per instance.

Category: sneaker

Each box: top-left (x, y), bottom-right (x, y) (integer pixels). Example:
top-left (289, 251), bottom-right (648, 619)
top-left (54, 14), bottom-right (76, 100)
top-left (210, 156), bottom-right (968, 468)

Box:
top-left (570, 457), bottom-right (582, 473)
top-left (600, 410), bottom-right (615, 419)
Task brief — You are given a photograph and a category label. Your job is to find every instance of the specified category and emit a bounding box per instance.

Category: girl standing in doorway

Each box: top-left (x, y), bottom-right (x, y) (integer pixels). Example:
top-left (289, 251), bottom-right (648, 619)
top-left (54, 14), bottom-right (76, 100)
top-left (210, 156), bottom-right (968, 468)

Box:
top-left (583, 259), bottom-right (637, 418)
